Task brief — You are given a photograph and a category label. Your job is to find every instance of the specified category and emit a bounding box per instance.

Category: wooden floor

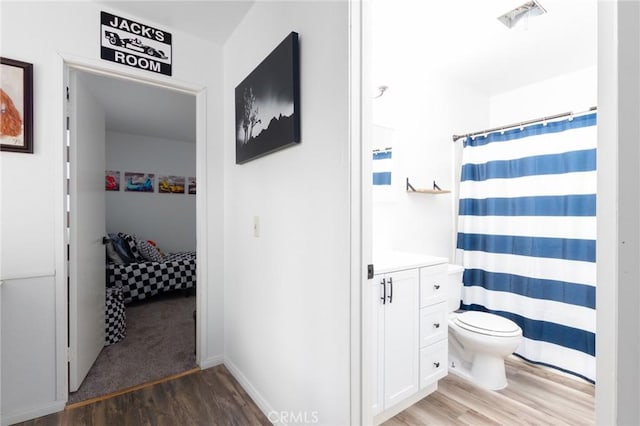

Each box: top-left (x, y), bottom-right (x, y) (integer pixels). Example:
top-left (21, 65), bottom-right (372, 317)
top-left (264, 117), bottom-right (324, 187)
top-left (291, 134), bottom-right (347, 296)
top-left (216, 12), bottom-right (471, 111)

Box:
top-left (385, 357), bottom-right (595, 426)
top-left (18, 365), bottom-right (270, 426)
top-left (18, 357), bottom-right (593, 426)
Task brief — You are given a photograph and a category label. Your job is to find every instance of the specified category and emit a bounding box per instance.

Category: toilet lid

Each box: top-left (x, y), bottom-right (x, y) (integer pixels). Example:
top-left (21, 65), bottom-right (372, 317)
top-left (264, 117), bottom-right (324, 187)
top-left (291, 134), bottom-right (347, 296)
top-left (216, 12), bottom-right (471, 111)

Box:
top-left (455, 311), bottom-right (521, 336)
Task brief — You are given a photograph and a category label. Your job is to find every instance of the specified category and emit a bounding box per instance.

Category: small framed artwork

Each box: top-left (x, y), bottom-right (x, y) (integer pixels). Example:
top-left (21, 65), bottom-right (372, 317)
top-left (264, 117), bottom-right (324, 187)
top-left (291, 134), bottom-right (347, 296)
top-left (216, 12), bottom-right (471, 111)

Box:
top-left (1, 57), bottom-right (33, 153)
top-left (187, 177), bottom-right (196, 195)
top-left (235, 32), bottom-right (300, 164)
top-left (159, 175), bottom-right (185, 194)
top-left (124, 172), bottom-right (154, 192)
top-left (105, 170), bottom-right (120, 191)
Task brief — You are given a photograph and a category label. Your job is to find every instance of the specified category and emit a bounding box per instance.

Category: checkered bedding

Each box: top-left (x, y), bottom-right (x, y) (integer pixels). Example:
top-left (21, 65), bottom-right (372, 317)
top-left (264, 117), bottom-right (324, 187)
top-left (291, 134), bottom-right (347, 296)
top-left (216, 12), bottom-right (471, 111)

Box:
top-left (107, 251), bottom-right (196, 304)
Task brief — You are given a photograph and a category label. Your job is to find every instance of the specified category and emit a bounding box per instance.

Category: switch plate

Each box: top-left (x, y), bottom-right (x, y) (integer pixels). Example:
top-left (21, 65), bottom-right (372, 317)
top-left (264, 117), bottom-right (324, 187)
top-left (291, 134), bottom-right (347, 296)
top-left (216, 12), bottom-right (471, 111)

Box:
top-left (253, 216), bottom-right (260, 238)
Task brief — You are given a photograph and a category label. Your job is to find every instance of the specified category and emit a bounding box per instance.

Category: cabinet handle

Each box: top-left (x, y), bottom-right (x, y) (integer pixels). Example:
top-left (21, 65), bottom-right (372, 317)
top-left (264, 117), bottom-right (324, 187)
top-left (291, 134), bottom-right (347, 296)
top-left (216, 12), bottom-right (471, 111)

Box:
top-left (434, 362), bottom-right (440, 368)
top-left (380, 278), bottom-right (386, 305)
top-left (434, 284), bottom-right (440, 290)
top-left (433, 323), bottom-right (440, 329)
top-left (388, 277), bottom-right (393, 303)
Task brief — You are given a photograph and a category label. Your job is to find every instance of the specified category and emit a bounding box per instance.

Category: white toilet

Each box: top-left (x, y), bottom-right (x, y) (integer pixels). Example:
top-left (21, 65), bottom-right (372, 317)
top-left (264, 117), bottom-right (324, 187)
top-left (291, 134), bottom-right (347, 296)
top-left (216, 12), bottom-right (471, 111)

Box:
top-left (446, 264), bottom-right (523, 390)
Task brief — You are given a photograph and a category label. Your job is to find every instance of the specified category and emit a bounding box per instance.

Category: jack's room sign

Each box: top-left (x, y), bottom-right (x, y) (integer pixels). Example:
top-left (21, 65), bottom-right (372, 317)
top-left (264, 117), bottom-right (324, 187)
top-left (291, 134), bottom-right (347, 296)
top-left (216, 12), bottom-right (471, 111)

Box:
top-left (100, 11), bottom-right (172, 76)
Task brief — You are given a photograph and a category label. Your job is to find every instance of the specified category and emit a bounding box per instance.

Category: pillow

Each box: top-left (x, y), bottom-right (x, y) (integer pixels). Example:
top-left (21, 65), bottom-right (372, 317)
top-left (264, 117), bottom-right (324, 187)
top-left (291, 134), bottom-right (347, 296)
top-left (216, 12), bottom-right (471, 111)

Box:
top-left (137, 239), bottom-right (164, 262)
top-left (147, 240), bottom-right (166, 257)
top-left (108, 233), bottom-right (135, 263)
top-left (118, 232), bottom-right (144, 262)
top-left (106, 240), bottom-right (125, 264)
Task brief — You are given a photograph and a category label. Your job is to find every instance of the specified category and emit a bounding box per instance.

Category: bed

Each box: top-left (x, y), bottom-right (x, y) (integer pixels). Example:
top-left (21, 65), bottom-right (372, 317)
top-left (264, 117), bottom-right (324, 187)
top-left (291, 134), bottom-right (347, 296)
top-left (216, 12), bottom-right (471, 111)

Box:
top-left (106, 233), bottom-right (196, 304)
top-left (107, 251), bottom-right (197, 303)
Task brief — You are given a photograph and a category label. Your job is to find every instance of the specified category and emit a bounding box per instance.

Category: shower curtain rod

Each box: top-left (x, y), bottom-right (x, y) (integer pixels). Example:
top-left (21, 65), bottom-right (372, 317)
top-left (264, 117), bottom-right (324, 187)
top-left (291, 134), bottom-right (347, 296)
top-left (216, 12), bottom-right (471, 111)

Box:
top-left (452, 106), bottom-right (597, 142)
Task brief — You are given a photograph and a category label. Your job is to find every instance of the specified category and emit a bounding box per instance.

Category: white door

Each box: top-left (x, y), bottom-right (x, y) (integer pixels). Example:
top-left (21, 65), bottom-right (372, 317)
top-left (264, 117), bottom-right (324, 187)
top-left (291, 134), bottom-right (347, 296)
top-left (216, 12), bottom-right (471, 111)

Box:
top-left (383, 268), bottom-right (419, 409)
top-left (68, 70), bottom-right (107, 392)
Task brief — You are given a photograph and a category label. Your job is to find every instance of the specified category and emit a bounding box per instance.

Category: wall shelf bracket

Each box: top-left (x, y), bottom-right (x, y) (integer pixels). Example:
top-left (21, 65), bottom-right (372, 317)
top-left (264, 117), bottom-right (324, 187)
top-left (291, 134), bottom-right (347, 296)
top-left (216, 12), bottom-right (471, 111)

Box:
top-left (406, 177), bottom-right (451, 194)
top-left (406, 177), bottom-right (417, 192)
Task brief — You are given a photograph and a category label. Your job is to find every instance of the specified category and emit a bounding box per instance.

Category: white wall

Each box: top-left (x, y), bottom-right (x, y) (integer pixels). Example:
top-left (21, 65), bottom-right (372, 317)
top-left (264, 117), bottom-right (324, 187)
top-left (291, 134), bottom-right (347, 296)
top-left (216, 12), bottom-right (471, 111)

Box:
top-left (1, 277), bottom-right (57, 421)
top-left (106, 131), bottom-right (196, 253)
top-left (370, 5), bottom-right (491, 259)
top-left (0, 2), bottom-right (224, 424)
top-left (372, 75), bottom-right (490, 259)
top-left (223, 2), bottom-right (352, 424)
top-left (490, 66), bottom-right (597, 125)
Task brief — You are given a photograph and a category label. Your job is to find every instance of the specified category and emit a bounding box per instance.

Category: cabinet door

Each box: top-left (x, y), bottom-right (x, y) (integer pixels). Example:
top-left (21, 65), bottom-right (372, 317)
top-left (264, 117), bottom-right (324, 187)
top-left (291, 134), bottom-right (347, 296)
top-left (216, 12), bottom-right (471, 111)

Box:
top-left (383, 269), bottom-right (419, 409)
top-left (371, 277), bottom-right (385, 416)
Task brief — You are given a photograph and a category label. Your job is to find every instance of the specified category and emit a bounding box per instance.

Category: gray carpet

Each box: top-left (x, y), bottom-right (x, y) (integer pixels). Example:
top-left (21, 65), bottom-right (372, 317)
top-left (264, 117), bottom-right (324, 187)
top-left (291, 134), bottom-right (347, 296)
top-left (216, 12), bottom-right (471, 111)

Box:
top-left (68, 290), bottom-right (197, 404)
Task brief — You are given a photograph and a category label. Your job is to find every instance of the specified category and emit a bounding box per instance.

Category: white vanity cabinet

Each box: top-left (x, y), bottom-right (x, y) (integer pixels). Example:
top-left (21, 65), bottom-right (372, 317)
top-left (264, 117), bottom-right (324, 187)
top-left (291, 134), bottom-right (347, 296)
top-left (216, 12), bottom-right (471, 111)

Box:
top-left (371, 252), bottom-right (448, 424)
top-left (418, 264), bottom-right (448, 389)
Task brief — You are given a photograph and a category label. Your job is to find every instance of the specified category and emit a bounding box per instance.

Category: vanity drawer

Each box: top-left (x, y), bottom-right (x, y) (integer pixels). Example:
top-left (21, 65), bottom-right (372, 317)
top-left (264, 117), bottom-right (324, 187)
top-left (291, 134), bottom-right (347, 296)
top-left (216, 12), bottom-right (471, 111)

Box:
top-left (420, 264), bottom-right (447, 307)
top-left (420, 302), bottom-right (447, 348)
top-left (420, 339), bottom-right (448, 389)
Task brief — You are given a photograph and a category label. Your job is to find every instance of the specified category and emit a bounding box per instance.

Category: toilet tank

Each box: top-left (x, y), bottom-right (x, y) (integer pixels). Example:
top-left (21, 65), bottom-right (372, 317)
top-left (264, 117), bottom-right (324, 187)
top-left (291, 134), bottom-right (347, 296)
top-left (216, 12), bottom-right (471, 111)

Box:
top-left (447, 264), bottom-right (465, 312)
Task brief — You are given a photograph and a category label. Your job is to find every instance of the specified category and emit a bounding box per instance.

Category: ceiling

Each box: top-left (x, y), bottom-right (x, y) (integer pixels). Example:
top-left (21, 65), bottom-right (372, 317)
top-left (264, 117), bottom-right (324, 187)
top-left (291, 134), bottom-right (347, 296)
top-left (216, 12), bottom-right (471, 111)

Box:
top-left (373, 0), bottom-right (597, 95)
top-left (99, 1), bottom-right (255, 45)
top-left (79, 71), bottom-right (197, 142)
top-left (85, 0), bottom-right (597, 141)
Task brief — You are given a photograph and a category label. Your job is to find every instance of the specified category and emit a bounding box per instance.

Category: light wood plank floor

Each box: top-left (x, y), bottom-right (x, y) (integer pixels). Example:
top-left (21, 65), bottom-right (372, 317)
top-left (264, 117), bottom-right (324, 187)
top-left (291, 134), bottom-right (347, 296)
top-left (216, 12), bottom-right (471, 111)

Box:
top-left (385, 357), bottom-right (595, 426)
top-left (17, 357), bottom-right (594, 426)
top-left (17, 365), bottom-right (270, 426)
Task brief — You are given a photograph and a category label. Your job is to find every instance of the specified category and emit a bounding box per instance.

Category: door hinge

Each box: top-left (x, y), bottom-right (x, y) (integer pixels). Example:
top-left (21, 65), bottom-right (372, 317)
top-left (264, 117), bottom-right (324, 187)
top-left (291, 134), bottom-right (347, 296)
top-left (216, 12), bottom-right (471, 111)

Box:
top-left (367, 264), bottom-right (374, 279)
top-left (66, 86), bottom-right (70, 100)
top-left (67, 347), bottom-right (72, 362)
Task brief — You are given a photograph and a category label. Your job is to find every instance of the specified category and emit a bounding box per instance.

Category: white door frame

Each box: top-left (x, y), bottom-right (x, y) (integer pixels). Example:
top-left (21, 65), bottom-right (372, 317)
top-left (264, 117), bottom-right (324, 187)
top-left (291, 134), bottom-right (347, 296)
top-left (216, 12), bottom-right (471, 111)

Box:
top-left (348, 0), bottom-right (373, 424)
top-left (53, 53), bottom-right (209, 402)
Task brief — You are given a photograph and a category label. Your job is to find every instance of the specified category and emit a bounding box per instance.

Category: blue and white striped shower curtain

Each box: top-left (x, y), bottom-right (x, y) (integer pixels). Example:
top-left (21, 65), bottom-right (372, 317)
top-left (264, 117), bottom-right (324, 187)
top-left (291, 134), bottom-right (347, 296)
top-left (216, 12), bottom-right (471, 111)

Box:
top-left (456, 113), bottom-right (596, 382)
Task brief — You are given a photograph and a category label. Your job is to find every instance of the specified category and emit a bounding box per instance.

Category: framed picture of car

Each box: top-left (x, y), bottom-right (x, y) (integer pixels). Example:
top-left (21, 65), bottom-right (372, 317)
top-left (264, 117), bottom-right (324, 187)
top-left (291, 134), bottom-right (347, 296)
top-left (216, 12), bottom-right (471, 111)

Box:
top-left (124, 172), bottom-right (154, 192)
top-left (105, 170), bottom-right (121, 191)
top-left (187, 177), bottom-right (196, 195)
top-left (235, 32), bottom-right (300, 164)
top-left (159, 175), bottom-right (185, 194)
top-left (1, 57), bottom-right (33, 153)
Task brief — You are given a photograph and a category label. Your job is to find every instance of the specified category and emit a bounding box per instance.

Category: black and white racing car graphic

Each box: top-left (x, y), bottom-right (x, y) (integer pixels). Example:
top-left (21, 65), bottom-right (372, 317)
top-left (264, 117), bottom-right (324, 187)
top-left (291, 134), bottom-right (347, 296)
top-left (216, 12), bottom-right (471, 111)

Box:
top-left (105, 31), bottom-right (168, 59)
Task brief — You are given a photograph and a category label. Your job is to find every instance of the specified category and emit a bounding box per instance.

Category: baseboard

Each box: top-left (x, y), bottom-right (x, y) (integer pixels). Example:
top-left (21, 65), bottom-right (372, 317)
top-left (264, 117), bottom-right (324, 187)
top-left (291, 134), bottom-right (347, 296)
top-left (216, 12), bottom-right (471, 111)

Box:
top-left (223, 357), bottom-right (276, 423)
top-left (1, 400), bottom-right (66, 426)
top-left (199, 354), bottom-right (224, 370)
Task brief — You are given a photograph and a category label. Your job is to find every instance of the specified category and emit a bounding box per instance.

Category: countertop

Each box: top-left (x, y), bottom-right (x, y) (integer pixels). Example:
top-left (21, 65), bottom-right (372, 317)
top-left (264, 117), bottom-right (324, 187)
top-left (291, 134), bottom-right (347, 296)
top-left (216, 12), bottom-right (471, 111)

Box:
top-left (373, 251), bottom-right (447, 274)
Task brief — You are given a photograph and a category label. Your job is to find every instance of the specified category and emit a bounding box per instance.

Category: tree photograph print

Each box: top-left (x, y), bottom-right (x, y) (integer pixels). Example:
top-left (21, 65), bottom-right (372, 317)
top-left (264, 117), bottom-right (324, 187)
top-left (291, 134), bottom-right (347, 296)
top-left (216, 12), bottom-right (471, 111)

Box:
top-left (235, 32), bottom-right (300, 164)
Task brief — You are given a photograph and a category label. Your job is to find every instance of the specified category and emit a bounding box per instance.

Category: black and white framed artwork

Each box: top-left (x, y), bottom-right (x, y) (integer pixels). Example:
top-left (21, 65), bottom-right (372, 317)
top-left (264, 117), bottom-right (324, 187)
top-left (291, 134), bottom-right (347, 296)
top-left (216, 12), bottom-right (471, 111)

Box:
top-left (235, 32), bottom-right (300, 164)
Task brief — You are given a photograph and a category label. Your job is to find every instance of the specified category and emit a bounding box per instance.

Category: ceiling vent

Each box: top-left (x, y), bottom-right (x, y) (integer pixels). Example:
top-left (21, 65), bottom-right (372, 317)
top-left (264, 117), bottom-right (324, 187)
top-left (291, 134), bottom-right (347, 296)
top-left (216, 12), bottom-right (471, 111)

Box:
top-left (498, 1), bottom-right (547, 29)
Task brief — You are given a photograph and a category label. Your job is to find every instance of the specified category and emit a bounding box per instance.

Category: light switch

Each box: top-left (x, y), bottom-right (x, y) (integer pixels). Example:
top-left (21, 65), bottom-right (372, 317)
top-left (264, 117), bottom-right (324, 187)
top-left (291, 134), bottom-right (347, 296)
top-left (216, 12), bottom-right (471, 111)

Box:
top-left (253, 216), bottom-right (260, 238)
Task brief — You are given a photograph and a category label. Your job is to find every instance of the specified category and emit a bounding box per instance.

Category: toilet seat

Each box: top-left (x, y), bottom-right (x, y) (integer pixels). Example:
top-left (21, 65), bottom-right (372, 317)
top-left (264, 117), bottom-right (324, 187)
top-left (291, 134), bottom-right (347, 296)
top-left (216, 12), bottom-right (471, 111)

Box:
top-left (454, 311), bottom-right (521, 337)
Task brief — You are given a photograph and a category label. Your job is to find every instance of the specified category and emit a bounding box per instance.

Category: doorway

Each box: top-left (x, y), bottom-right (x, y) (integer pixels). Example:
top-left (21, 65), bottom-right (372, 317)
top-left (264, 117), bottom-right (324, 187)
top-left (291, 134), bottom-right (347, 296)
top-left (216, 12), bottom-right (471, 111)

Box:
top-left (64, 64), bottom-right (205, 404)
top-left (362, 0), bottom-right (597, 423)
